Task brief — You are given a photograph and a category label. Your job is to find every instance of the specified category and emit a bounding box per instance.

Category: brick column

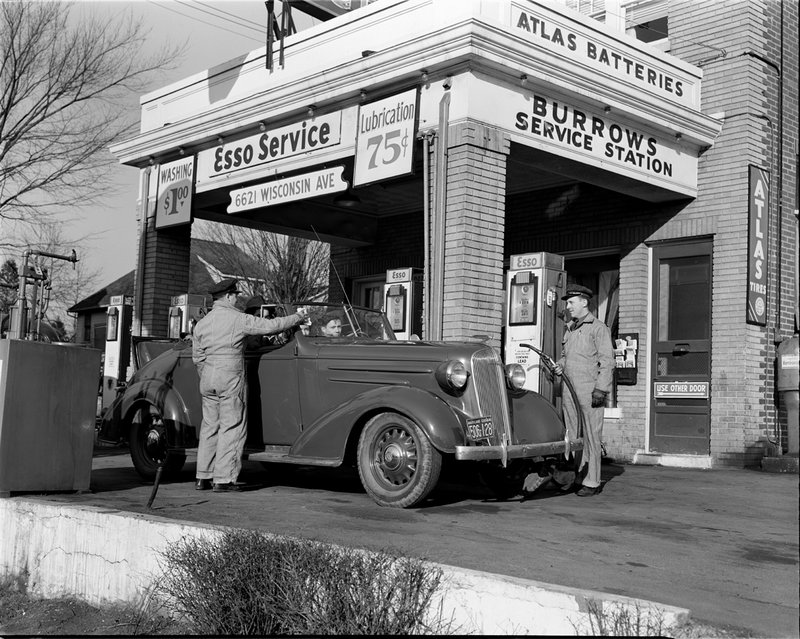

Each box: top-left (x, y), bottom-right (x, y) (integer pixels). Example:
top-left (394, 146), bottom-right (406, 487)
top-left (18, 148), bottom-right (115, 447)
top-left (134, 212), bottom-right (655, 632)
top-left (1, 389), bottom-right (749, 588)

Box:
top-left (440, 122), bottom-right (510, 348)
top-left (133, 168), bottom-right (191, 337)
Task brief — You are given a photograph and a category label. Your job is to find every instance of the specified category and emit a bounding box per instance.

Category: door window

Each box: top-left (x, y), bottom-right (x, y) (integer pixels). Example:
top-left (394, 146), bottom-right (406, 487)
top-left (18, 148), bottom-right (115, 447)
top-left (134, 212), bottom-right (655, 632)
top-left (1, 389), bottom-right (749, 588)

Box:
top-left (650, 240), bottom-right (712, 455)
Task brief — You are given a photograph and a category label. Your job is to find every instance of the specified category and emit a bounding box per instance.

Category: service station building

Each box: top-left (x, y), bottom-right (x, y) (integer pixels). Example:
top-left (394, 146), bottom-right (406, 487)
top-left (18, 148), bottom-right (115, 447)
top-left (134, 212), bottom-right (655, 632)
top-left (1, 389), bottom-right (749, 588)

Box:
top-left (110, 0), bottom-right (798, 468)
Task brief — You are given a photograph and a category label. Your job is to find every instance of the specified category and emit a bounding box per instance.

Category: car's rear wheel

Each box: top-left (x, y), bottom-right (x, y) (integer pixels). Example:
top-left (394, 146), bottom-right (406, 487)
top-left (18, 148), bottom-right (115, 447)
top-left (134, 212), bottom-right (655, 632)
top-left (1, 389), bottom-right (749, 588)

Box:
top-left (129, 404), bottom-right (186, 481)
top-left (357, 412), bottom-right (441, 508)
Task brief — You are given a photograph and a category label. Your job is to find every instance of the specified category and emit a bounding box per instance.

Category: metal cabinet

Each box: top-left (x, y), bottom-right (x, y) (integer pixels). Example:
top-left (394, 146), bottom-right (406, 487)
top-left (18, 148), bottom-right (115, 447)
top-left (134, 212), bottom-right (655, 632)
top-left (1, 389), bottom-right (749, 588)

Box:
top-left (0, 340), bottom-right (101, 495)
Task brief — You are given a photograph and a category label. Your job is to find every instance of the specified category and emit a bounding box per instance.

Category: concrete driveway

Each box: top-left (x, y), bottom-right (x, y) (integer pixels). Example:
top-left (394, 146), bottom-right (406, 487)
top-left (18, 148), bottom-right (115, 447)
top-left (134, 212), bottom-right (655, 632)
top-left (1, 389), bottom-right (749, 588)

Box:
top-left (17, 448), bottom-right (800, 638)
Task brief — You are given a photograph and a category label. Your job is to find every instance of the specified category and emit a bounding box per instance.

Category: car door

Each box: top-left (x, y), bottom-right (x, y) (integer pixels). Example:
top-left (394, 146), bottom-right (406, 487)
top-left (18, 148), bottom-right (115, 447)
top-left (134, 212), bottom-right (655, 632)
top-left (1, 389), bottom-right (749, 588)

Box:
top-left (246, 340), bottom-right (302, 447)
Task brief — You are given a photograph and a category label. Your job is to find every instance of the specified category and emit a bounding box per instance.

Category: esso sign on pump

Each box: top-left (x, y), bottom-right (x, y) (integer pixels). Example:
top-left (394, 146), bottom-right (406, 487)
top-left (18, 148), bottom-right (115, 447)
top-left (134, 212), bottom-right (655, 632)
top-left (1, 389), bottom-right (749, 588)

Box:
top-left (383, 268), bottom-right (422, 340)
top-left (504, 252), bottom-right (565, 394)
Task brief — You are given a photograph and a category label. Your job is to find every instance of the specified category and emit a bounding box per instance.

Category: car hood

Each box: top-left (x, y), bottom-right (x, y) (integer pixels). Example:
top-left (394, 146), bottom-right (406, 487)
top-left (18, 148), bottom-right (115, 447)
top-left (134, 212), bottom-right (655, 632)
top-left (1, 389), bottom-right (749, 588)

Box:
top-left (297, 336), bottom-right (496, 363)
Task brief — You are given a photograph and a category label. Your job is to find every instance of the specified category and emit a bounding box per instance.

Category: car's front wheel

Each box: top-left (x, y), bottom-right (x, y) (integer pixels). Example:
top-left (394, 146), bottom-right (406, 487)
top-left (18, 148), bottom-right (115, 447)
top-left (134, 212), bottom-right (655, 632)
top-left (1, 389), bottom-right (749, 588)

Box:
top-left (129, 404), bottom-right (186, 481)
top-left (357, 412), bottom-right (442, 508)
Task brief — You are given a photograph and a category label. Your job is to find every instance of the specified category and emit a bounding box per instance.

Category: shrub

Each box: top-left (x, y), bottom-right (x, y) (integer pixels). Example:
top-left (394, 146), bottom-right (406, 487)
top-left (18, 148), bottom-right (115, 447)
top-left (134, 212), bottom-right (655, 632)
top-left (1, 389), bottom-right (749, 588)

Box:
top-left (157, 529), bottom-right (451, 635)
top-left (573, 599), bottom-right (667, 636)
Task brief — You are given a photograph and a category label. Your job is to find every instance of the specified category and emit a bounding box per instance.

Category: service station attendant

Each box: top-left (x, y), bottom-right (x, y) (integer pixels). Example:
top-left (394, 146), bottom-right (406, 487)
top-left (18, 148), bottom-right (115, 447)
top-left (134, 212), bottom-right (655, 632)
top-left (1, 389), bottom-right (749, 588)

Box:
top-left (554, 285), bottom-right (614, 497)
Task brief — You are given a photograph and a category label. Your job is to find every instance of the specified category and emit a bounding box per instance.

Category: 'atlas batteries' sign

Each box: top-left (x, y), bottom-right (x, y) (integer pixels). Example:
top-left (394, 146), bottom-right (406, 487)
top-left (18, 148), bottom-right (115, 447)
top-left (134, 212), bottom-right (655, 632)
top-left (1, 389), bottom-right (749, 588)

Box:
top-left (156, 157), bottom-right (194, 229)
top-left (354, 89), bottom-right (418, 186)
top-left (746, 165), bottom-right (769, 326)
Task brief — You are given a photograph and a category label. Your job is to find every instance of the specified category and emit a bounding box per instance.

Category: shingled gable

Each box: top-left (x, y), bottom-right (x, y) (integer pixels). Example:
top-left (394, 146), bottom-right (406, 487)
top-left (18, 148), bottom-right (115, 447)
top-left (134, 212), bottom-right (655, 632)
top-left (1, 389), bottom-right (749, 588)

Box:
top-left (68, 239), bottom-right (262, 314)
top-left (67, 270), bottom-right (135, 314)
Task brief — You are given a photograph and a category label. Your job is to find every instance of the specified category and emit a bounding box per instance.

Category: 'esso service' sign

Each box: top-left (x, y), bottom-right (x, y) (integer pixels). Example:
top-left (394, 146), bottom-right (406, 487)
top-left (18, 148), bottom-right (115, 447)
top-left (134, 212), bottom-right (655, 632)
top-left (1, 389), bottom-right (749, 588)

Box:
top-left (196, 113), bottom-right (342, 185)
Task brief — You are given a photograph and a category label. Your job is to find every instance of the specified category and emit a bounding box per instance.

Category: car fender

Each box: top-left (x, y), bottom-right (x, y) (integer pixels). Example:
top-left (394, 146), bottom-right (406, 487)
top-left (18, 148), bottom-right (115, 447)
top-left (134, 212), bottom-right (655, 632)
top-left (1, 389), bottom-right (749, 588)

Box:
top-left (508, 389), bottom-right (566, 444)
top-left (291, 385), bottom-right (467, 461)
top-left (99, 378), bottom-right (197, 448)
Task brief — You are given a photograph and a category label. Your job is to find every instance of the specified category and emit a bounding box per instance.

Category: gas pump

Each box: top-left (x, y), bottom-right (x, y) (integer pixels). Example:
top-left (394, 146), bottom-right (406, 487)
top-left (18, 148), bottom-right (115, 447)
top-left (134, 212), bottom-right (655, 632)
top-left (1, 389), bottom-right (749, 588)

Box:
top-left (383, 267), bottom-right (422, 340)
top-left (504, 252), bottom-right (565, 393)
top-left (7, 248), bottom-right (77, 341)
top-left (102, 295), bottom-right (133, 412)
top-left (168, 293), bottom-right (210, 338)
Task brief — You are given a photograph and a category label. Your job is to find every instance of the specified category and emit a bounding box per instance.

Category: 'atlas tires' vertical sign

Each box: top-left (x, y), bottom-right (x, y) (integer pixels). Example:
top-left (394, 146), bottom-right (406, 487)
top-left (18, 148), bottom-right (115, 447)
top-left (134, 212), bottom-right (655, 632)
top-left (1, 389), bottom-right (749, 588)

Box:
top-left (156, 156), bottom-right (195, 229)
top-left (746, 165), bottom-right (769, 326)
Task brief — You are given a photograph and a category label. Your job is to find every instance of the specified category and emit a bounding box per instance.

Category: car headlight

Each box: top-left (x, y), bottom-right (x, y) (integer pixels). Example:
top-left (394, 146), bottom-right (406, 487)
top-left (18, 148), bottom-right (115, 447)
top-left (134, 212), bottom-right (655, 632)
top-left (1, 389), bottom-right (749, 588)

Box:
top-left (505, 363), bottom-right (526, 390)
top-left (436, 360), bottom-right (469, 391)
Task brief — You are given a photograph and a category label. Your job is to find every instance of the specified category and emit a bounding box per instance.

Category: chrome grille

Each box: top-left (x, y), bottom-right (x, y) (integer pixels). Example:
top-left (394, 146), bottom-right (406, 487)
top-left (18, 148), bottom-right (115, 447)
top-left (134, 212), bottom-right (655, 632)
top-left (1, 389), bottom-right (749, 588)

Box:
top-left (470, 347), bottom-right (511, 446)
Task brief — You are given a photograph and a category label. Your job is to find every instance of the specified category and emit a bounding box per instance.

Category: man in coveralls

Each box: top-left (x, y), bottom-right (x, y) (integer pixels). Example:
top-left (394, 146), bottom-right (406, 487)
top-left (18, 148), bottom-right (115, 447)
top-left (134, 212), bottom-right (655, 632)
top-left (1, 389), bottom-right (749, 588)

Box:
top-left (192, 278), bottom-right (309, 492)
top-left (554, 285), bottom-right (614, 497)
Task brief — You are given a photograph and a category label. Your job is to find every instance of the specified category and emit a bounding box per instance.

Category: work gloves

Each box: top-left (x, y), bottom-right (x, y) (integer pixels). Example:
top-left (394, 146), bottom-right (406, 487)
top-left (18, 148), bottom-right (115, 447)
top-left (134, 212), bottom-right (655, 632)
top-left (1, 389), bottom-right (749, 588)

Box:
top-left (591, 389), bottom-right (607, 407)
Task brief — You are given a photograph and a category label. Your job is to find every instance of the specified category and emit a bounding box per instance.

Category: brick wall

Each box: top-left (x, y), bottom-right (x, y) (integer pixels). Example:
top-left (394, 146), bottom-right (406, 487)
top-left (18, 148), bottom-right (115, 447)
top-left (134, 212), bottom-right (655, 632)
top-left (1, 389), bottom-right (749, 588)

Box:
top-left (329, 211), bottom-right (424, 305)
top-left (669, 0), bottom-right (798, 464)
top-left (135, 217), bottom-right (191, 338)
top-left (441, 122), bottom-right (510, 347)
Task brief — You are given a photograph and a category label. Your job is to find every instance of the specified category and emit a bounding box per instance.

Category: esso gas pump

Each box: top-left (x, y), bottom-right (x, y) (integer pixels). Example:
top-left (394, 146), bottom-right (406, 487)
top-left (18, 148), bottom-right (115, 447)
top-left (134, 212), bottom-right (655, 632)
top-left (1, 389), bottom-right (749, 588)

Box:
top-left (168, 293), bottom-right (209, 339)
top-left (383, 267), bottom-right (422, 340)
top-left (102, 295), bottom-right (133, 412)
top-left (504, 252), bottom-right (566, 394)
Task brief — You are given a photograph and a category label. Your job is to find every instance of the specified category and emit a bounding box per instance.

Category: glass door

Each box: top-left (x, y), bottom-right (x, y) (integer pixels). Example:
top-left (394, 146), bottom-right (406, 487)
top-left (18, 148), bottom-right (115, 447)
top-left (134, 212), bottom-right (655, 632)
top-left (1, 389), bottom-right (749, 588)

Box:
top-left (649, 240), bottom-right (712, 454)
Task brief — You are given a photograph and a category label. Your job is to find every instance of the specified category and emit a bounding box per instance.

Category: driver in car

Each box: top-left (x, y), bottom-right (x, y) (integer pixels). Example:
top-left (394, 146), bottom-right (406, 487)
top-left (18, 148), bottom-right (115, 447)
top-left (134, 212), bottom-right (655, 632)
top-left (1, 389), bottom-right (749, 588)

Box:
top-left (320, 316), bottom-right (343, 337)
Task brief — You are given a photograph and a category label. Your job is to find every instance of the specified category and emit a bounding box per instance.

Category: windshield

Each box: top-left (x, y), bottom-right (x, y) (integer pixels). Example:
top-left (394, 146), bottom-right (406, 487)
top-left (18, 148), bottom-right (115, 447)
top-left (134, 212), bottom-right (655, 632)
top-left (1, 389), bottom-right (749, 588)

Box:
top-left (297, 303), bottom-right (396, 341)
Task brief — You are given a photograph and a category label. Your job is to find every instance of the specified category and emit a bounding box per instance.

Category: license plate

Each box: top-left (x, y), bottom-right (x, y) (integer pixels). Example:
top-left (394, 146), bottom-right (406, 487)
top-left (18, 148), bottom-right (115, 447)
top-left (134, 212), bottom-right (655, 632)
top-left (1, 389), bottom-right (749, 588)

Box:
top-left (466, 416), bottom-right (494, 441)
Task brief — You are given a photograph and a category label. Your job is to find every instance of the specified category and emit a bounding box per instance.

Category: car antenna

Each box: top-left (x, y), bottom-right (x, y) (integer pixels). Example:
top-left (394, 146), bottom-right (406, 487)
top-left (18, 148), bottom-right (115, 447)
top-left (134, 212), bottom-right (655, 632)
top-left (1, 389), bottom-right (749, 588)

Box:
top-left (310, 225), bottom-right (362, 334)
top-left (310, 224), bottom-right (351, 306)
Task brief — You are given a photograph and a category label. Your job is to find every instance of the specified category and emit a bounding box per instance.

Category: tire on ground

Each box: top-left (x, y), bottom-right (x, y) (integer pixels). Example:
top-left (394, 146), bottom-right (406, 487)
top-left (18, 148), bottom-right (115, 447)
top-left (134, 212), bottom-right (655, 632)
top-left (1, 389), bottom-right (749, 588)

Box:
top-left (129, 404), bottom-right (186, 481)
top-left (356, 412), bottom-right (442, 508)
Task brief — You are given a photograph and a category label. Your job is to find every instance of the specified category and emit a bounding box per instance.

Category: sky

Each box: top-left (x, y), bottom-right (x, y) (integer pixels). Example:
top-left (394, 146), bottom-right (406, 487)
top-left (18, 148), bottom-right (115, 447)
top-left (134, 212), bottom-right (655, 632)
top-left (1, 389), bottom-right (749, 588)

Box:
top-left (56, 1), bottom-right (318, 288)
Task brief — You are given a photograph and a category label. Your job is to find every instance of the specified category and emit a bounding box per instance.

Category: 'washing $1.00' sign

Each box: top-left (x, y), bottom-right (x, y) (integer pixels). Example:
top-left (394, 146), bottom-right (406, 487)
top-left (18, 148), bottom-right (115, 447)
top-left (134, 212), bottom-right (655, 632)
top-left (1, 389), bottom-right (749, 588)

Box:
top-left (156, 157), bottom-right (194, 229)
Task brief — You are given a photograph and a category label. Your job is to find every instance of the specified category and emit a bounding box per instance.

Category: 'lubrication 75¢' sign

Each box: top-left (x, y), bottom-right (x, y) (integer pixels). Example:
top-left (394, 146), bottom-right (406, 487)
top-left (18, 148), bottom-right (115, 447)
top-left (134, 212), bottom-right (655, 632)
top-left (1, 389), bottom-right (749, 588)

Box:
top-left (354, 89), bottom-right (418, 186)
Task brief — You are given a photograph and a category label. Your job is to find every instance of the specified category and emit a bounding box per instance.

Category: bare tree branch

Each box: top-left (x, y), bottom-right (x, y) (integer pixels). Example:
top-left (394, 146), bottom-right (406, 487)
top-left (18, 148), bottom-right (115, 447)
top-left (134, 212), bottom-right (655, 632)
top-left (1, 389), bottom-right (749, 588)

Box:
top-left (193, 222), bottom-right (330, 304)
top-left (15, 221), bottom-right (101, 334)
top-left (0, 1), bottom-right (184, 224)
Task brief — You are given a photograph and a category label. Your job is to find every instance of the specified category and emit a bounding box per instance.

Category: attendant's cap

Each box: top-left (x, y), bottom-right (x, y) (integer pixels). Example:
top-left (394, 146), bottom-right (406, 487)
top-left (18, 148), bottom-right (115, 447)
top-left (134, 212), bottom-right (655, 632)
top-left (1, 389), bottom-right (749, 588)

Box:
top-left (244, 295), bottom-right (265, 311)
top-left (209, 278), bottom-right (240, 298)
top-left (561, 285), bottom-right (593, 301)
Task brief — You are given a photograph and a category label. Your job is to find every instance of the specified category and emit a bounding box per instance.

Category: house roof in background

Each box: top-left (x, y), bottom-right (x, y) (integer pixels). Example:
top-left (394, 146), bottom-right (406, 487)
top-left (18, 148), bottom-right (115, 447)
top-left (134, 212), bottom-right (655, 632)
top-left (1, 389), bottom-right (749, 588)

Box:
top-left (192, 238), bottom-right (263, 277)
top-left (67, 270), bottom-right (136, 314)
top-left (68, 239), bottom-right (262, 314)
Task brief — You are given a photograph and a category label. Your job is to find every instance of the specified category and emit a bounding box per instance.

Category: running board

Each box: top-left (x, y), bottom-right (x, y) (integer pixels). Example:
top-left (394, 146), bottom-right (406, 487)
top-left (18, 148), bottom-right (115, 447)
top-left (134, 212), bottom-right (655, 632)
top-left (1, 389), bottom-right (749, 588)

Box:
top-left (246, 450), bottom-right (340, 467)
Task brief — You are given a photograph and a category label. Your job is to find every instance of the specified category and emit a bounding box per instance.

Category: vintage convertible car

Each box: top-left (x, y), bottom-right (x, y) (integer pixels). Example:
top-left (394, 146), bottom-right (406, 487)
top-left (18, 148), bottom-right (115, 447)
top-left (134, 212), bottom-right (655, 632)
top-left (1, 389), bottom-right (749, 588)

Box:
top-left (99, 302), bottom-right (583, 507)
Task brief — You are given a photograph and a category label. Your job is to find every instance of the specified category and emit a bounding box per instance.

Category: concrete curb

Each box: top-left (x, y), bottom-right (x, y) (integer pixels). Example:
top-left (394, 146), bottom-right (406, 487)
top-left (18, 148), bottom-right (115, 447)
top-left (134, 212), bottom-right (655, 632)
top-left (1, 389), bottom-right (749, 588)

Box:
top-left (0, 498), bottom-right (690, 635)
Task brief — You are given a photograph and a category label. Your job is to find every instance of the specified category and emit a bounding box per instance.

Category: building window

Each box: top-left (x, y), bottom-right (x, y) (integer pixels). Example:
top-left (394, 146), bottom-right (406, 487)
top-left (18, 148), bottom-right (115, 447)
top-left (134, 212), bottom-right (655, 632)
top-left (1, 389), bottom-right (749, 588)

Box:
top-left (622, 0), bottom-right (669, 50)
top-left (92, 324), bottom-right (107, 350)
top-left (565, 0), bottom-right (606, 22)
top-left (352, 276), bottom-right (385, 310)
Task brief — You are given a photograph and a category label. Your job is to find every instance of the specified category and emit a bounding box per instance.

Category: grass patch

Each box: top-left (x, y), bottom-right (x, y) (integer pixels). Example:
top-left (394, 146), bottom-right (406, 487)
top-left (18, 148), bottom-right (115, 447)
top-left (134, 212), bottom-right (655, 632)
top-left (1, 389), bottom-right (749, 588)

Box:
top-left (573, 599), bottom-right (667, 636)
top-left (0, 575), bottom-right (189, 636)
top-left (158, 528), bottom-right (454, 635)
